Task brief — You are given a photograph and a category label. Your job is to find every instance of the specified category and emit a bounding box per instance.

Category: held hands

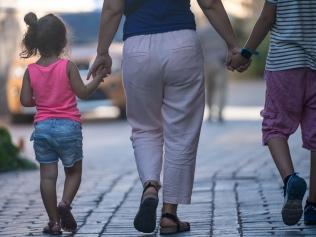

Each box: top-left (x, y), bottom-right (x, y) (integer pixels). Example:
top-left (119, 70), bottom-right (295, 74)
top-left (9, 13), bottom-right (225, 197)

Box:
top-left (226, 47), bottom-right (251, 73)
top-left (88, 47), bottom-right (251, 77)
top-left (87, 53), bottom-right (112, 80)
top-left (94, 67), bottom-right (107, 83)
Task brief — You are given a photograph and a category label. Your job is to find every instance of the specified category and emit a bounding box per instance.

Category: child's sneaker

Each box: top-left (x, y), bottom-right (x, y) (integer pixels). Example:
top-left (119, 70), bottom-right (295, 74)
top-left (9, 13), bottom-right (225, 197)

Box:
top-left (304, 200), bottom-right (316, 225)
top-left (282, 173), bottom-right (307, 225)
top-left (57, 201), bottom-right (77, 232)
top-left (42, 221), bottom-right (62, 235)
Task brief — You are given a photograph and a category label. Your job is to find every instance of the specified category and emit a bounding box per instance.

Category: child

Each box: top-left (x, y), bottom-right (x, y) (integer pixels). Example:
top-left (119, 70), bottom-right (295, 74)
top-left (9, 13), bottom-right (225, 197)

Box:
top-left (230, 0), bottom-right (316, 226)
top-left (20, 12), bottom-right (105, 235)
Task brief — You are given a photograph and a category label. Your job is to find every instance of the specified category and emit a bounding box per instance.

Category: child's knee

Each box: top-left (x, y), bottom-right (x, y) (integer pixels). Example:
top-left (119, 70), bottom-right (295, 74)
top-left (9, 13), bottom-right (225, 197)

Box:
top-left (65, 160), bottom-right (82, 175)
top-left (41, 172), bottom-right (57, 181)
top-left (40, 165), bottom-right (58, 181)
top-left (302, 134), bottom-right (316, 151)
top-left (261, 110), bottom-right (299, 145)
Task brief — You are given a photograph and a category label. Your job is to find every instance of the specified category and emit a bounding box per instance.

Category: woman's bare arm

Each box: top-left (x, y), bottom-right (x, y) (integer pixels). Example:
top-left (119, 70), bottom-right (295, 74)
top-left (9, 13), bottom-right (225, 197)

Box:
top-left (87, 0), bottom-right (125, 79)
top-left (197, 0), bottom-right (238, 50)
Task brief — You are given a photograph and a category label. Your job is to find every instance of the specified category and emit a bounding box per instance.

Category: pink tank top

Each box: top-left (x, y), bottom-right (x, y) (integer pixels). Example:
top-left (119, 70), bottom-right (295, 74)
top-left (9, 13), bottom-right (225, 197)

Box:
top-left (28, 59), bottom-right (81, 123)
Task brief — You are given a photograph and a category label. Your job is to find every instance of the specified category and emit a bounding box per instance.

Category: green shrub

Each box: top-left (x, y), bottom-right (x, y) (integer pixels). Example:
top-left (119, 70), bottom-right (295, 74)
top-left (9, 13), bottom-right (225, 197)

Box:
top-left (0, 127), bottom-right (37, 172)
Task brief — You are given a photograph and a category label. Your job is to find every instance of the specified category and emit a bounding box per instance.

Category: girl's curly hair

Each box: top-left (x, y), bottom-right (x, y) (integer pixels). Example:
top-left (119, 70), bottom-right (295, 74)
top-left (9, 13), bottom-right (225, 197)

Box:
top-left (21, 12), bottom-right (67, 58)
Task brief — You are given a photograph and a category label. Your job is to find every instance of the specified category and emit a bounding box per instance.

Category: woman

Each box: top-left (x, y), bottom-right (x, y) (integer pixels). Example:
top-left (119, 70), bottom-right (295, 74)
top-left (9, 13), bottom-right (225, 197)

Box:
top-left (88, 0), bottom-right (239, 234)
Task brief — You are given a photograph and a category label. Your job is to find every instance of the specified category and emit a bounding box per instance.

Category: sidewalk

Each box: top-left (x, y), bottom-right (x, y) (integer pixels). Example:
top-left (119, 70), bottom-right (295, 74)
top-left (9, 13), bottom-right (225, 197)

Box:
top-left (1, 80), bottom-right (315, 236)
top-left (0, 121), bottom-right (314, 236)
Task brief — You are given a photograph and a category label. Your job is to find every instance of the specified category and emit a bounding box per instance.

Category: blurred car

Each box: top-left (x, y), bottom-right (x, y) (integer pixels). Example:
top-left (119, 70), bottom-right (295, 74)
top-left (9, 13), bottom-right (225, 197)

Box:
top-left (6, 10), bottom-right (126, 123)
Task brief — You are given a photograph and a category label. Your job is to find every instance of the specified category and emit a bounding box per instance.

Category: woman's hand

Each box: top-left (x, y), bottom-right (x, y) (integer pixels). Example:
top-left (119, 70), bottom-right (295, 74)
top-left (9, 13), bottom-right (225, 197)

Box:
top-left (87, 53), bottom-right (112, 80)
top-left (226, 47), bottom-right (240, 71)
top-left (94, 67), bottom-right (108, 83)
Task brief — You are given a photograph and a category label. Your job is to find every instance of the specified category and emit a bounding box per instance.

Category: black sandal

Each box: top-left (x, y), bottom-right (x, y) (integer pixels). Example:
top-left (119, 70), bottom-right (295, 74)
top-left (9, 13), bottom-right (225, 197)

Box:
top-left (160, 213), bottom-right (190, 235)
top-left (133, 181), bottom-right (160, 233)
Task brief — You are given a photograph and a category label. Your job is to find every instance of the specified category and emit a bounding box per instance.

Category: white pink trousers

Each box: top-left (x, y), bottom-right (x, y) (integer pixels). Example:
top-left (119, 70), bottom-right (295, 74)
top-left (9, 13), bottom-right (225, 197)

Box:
top-left (122, 30), bottom-right (205, 204)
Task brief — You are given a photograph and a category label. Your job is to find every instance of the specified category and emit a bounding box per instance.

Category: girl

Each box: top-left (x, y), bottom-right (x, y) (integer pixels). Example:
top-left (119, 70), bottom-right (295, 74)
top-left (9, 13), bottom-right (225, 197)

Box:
top-left (230, 0), bottom-right (316, 226)
top-left (20, 12), bottom-right (104, 235)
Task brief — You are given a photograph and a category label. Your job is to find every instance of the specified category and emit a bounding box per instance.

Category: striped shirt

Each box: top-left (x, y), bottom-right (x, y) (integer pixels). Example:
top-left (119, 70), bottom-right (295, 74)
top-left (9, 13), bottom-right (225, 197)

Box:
top-left (266, 0), bottom-right (316, 71)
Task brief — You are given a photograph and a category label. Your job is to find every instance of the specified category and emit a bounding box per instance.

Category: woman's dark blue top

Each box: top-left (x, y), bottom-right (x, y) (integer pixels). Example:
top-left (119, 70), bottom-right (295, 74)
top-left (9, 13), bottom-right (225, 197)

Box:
top-left (123, 0), bottom-right (196, 40)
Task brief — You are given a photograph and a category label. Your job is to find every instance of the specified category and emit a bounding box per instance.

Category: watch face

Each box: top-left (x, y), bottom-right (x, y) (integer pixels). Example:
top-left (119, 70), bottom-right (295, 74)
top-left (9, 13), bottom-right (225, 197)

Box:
top-left (241, 49), bottom-right (252, 59)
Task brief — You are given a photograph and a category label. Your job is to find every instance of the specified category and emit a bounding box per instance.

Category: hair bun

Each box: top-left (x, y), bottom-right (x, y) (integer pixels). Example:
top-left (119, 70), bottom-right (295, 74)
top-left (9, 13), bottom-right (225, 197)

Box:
top-left (24, 12), bottom-right (37, 26)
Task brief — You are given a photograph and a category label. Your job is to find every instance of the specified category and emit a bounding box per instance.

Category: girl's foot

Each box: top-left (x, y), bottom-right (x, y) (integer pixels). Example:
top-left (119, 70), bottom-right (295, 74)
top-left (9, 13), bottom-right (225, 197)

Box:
top-left (134, 181), bottom-right (160, 233)
top-left (57, 201), bottom-right (77, 232)
top-left (43, 221), bottom-right (62, 235)
top-left (160, 213), bottom-right (190, 235)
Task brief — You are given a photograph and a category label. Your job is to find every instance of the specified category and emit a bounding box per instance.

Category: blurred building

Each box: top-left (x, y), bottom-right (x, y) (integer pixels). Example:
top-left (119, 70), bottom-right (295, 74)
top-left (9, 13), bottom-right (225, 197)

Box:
top-left (192, 0), bottom-right (263, 20)
top-left (0, 0), bottom-right (103, 115)
top-left (0, 0), bottom-right (102, 13)
top-left (191, 0), bottom-right (263, 122)
top-left (223, 0), bottom-right (263, 19)
top-left (0, 7), bottom-right (20, 115)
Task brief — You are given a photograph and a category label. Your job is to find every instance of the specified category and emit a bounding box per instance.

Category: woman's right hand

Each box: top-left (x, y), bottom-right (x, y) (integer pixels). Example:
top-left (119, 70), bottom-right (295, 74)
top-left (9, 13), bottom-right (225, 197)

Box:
top-left (226, 47), bottom-right (240, 71)
top-left (87, 53), bottom-right (112, 80)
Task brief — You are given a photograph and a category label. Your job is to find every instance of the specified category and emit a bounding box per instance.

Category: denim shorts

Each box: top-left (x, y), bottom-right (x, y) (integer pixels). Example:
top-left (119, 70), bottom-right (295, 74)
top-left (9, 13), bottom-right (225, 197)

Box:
top-left (31, 119), bottom-right (83, 167)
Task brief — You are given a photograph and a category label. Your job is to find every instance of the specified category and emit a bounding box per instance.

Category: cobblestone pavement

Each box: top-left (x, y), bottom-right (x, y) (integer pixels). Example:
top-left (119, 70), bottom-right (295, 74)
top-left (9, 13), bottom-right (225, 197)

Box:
top-left (1, 80), bottom-right (316, 236)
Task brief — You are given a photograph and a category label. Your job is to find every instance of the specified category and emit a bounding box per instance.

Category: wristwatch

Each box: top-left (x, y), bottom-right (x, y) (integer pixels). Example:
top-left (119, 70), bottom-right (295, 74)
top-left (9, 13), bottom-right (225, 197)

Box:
top-left (240, 48), bottom-right (259, 60)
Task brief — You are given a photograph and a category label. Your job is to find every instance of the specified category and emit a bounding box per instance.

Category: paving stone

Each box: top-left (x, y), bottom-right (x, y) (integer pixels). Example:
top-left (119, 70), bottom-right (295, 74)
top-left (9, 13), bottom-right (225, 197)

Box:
top-left (1, 105), bottom-right (316, 236)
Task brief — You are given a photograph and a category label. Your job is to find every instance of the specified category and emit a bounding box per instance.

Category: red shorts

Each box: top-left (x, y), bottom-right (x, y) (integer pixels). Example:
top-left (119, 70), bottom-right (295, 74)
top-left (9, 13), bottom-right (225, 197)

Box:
top-left (261, 68), bottom-right (316, 151)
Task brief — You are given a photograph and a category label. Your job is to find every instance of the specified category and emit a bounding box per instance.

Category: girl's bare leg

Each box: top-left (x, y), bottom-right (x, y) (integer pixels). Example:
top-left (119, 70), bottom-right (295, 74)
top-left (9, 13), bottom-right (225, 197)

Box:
top-left (40, 163), bottom-right (59, 222)
top-left (62, 160), bottom-right (82, 204)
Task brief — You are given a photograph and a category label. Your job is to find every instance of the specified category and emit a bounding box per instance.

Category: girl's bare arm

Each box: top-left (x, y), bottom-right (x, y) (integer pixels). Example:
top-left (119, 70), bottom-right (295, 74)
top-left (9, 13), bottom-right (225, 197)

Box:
top-left (68, 61), bottom-right (104, 99)
top-left (244, 1), bottom-right (277, 51)
top-left (230, 1), bottom-right (277, 71)
top-left (20, 70), bottom-right (36, 107)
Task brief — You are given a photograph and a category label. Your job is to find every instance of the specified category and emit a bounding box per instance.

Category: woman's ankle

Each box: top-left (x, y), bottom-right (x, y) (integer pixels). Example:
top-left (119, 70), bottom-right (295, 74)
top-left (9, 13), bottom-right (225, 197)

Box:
top-left (143, 180), bottom-right (160, 190)
top-left (162, 203), bottom-right (177, 215)
top-left (144, 186), bottom-right (157, 194)
top-left (142, 180), bottom-right (160, 198)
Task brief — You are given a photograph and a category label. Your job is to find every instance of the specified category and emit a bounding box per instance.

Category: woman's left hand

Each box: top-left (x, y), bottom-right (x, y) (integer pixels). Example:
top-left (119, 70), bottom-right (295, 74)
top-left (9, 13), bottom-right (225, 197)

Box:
top-left (87, 53), bottom-right (112, 80)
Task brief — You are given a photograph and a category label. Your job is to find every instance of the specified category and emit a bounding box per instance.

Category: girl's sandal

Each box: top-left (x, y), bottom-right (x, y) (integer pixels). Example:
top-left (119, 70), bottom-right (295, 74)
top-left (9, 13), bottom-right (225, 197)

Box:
top-left (42, 221), bottom-right (62, 235)
top-left (57, 201), bottom-right (77, 232)
top-left (134, 181), bottom-right (160, 233)
top-left (160, 213), bottom-right (190, 235)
